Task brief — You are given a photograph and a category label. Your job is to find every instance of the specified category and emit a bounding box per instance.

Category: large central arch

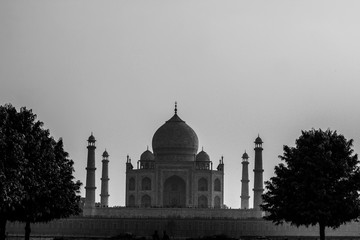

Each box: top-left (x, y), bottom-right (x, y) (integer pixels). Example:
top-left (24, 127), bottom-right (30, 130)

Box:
top-left (163, 175), bottom-right (186, 207)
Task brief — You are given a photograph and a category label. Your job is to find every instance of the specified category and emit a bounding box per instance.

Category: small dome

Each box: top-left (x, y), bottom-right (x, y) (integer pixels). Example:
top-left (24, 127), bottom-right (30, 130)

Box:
top-left (152, 113), bottom-right (199, 159)
top-left (196, 150), bottom-right (210, 162)
top-left (140, 149), bottom-right (155, 161)
top-left (255, 135), bottom-right (263, 144)
top-left (88, 134), bottom-right (96, 142)
top-left (102, 150), bottom-right (109, 157)
top-left (242, 152), bottom-right (249, 159)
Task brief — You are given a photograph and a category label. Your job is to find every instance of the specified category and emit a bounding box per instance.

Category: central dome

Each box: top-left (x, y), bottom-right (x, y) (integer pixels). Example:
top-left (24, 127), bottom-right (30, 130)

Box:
top-left (152, 113), bottom-right (199, 160)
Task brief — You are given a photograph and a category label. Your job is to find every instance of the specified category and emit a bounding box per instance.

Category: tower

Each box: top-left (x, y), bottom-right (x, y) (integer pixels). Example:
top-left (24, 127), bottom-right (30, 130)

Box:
top-left (100, 149), bottom-right (110, 207)
top-left (85, 133), bottom-right (96, 208)
top-left (240, 151), bottom-right (250, 209)
top-left (253, 135), bottom-right (264, 210)
top-left (126, 155), bottom-right (133, 171)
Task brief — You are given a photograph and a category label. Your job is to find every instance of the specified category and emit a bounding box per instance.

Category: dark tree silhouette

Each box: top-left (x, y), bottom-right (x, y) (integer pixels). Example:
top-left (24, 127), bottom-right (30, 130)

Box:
top-left (0, 104), bottom-right (81, 240)
top-left (15, 136), bottom-right (82, 240)
top-left (262, 129), bottom-right (360, 240)
top-left (0, 105), bottom-right (26, 240)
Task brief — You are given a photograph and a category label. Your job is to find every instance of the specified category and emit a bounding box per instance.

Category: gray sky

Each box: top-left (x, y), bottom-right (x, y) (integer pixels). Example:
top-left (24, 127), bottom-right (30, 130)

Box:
top-left (1, 0), bottom-right (360, 208)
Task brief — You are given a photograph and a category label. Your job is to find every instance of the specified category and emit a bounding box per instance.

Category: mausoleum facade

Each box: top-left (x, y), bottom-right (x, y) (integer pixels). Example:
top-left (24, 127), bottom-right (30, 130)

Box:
top-left (83, 104), bottom-right (264, 218)
top-left (124, 106), bottom-right (224, 208)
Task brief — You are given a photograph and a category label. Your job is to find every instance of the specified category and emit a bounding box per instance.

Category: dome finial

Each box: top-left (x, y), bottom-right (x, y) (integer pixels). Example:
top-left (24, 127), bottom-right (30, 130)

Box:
top-left (174, 101), bottom-right (177, 114)
top-left (255, 134), bottom-right (263, 144)
top-left (103, 149), bottom-right (109, 157)
top-left (242, 151), bottom-right (249, 159)
top-left (88, 132), bottom-right (96, 143)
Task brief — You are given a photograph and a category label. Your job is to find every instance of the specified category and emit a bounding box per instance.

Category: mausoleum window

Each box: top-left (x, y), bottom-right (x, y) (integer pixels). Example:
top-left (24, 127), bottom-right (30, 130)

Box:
top-left (198, 195), bottom-right (208, 208)
top-left (129, 178), bottom-right (135, 191)
top-left (214, 178), bottom-right (221, 191)
top-left (128, 195), bottom-right (135, 207)
top-left (142, 177), bottom-right (152, 190)
top-left (141, 194), bottom-right (151, 207)
top-left (198, 178), bottom-right (208, 191)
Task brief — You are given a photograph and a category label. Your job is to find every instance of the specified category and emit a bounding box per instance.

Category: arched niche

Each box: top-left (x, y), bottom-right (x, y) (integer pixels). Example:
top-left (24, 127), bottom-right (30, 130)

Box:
top-left (163, 175), bottom-right (186, 207)
top-left (214, 178), bottom-right (221, 192)
top-left (198, 195), bottom-right (208, 208)
top-left (142, 177), bottom-right (151, 191)
top-left (198, 178), bottom-right (208, 191)
top-left (128, 195), bottom-right (135, 207)
top-left (129, 178), bottom-right (135, 191)
top-left (141, 194), bottom-right (151, 208)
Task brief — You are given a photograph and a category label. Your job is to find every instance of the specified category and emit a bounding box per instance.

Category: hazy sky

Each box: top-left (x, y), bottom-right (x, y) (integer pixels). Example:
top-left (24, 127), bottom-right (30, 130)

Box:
top-left (1, 1), bottom-right (360, 208)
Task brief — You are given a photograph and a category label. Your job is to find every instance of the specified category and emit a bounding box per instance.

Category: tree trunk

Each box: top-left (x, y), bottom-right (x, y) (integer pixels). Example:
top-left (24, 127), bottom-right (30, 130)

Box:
top-left (319, 222), bottom-right (326, 240)
top-left (0, 218), bottom-right (6, 240)
top-left (24, 221), bottom-right (31, 240)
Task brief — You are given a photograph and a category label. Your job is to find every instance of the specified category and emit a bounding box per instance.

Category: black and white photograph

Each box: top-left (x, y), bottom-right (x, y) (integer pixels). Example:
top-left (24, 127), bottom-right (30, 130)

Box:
top-left (1, 1), bottom-right (360, 239)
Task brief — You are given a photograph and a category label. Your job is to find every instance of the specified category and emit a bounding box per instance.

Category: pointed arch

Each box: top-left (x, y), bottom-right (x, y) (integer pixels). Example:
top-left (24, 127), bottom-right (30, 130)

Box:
top-left (142, 177), bottom-right (151, 190)
top-left (198, 178), bottom-right (208, 191)
top-left (141, 195), bottom-right (151, 208)
top-left (129, 177), bottom-right (135, 191)
top-left (214, 178), bottom-right (221, 192)
top-left (128, 195), bottom-right (135, 207)
top-left (198, 195), bottom-right (208, 208)
top-left (163, 175), bottom-right (186, 207)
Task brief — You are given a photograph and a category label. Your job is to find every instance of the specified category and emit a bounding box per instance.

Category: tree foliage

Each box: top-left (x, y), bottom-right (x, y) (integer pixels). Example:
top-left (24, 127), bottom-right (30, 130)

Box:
top-left (0, 104), bottom-right (81, 240)
top-left (0, 105), bottom-right (27, 240)
top-left (261, 129), bottom-right (360, 240)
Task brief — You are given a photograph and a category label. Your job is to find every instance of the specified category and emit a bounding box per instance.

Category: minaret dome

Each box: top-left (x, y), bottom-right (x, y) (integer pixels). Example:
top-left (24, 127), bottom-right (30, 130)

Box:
top-left (242, 151), bottom-right (249, 160)
top-left (102, 149), bottom-right (109, 158)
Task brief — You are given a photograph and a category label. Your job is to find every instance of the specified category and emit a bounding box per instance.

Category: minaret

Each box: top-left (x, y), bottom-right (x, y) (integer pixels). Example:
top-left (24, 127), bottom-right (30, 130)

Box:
top-left (100, 149), bottom-right (110, 207)
top-left (85, 133), bottom-right (96, 208)
top-left (126, 155), bottom-right (133, 171)
top-left (253, 135), bottom-right (264, 210)
top-left (241, 151), bottom-right (250, 209)
top-left (217, 156), bottom-right (224, 171)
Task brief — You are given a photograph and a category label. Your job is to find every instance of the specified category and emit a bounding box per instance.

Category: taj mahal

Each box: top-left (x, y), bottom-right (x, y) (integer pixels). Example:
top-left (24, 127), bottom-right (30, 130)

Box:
top-left (83, 103), bottom-right (264, 217)
top-left (7, 104), bottom-right (360, 238)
